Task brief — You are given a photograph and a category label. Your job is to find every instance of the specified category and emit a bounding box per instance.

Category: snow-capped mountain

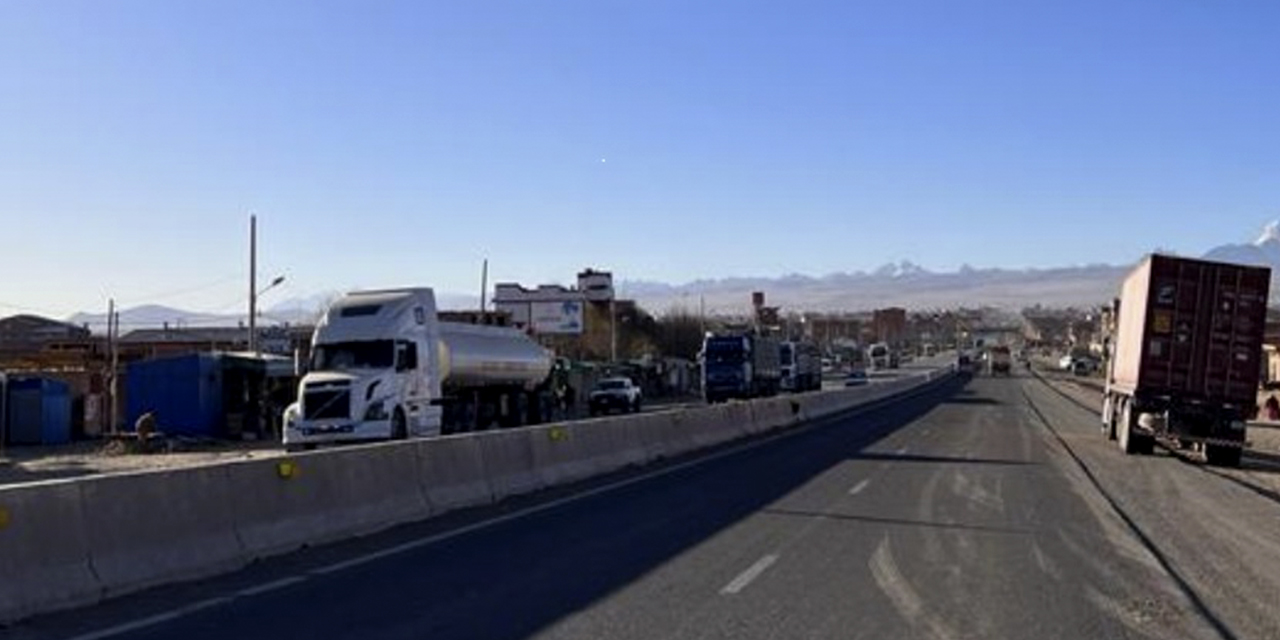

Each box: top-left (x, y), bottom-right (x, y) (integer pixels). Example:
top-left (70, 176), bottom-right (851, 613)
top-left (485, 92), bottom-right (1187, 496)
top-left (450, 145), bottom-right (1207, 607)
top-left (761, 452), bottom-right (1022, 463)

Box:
top-left (1202, 221), bottom-right (1280, 272)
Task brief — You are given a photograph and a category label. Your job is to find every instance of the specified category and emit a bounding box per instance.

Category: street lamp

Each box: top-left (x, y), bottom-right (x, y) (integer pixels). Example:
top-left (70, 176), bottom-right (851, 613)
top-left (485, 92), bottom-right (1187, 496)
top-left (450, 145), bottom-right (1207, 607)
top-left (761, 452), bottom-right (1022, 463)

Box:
top-left (249, 274), bottom-right (285, 354)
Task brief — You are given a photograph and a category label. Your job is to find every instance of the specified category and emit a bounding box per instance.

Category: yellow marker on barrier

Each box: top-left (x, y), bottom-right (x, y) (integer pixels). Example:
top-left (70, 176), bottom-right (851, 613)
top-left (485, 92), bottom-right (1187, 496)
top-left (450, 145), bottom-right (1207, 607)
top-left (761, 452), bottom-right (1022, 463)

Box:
top-left (548, 426), bottom-right (569, 442)
top-left (276, 460), bottom-right (299, 480)
top-left (0, 506), bottom-right (10, 530)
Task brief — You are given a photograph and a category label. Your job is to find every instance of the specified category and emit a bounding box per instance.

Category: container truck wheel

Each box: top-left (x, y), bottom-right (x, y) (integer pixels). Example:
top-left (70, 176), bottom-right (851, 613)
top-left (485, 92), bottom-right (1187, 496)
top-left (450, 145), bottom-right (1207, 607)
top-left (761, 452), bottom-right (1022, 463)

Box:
top-left (1205, 444), bottom-right (1242, 468)
top-left (391, 408), bottom-right (408, 440)
top-left (1101, 395), bottom-right (1117, 440)
top-left (1118, 402), bottom-right (1144, 455)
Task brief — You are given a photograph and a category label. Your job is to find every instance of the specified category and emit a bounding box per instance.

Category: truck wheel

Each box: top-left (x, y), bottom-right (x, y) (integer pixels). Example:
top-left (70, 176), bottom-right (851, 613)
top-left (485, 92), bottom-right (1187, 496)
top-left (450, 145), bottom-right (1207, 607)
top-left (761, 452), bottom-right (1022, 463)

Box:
top-left (1118, 402), bottom-right (1143, 455)
top-left (1101, 395), bottom-right (1116, 440)
top-left (1205, 444), bottom-right (1242, 468)
top-left (391, 408), bottom-right (408, 440)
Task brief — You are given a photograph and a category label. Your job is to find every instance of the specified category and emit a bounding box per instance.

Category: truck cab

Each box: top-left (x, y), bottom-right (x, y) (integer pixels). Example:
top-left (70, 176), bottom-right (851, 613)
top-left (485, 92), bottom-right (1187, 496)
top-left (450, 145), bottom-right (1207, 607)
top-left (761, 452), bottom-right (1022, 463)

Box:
top-left (702, 335), bottom-right (752, 403)
top-left (284, 289), bottom-right (444, 447)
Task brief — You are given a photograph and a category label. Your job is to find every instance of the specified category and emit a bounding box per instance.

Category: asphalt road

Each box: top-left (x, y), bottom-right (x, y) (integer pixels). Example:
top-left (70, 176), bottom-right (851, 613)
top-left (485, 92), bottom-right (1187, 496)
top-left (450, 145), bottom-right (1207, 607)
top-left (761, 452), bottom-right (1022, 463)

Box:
top-left (16, 370), bottom-right (1280, 640)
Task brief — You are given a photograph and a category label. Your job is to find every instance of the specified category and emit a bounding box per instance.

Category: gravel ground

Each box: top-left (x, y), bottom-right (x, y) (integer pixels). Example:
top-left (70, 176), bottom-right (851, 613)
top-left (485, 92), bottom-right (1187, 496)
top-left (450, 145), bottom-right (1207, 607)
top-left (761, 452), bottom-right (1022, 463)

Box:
top-left (0, 438), bottom-right (285, 486)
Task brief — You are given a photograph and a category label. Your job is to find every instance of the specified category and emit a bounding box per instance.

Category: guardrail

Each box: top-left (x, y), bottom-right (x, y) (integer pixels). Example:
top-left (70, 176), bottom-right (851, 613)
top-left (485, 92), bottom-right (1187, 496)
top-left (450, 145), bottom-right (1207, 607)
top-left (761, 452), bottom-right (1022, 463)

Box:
top-left (0, 365), bottom-right (955, 624)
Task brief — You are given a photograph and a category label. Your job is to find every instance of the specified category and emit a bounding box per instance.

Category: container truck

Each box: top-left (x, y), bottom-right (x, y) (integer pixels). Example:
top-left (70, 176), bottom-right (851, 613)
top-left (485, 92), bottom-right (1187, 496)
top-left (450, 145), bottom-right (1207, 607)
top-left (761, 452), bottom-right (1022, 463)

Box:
top-left (701, 333), bottom-right (781, 403)
top-left (283, 288), bottom-right (557, 448)
top-left (1101, 255), bottom-right (1270, 466)
top-left (779, 340), bottom-right (822, 393)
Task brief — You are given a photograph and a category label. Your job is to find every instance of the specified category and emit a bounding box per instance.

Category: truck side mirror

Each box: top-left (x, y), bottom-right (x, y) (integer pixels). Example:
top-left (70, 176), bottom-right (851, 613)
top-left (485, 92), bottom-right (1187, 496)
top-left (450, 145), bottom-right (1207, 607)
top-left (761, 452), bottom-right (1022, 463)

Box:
top-left (396, 342), bottom-right (419, 372)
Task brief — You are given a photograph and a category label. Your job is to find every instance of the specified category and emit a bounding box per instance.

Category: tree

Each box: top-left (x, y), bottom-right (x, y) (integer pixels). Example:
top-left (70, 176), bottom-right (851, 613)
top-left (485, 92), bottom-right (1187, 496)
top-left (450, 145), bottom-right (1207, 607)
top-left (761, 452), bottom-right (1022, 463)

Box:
top-left (651, 310), bottom-right (705, 361)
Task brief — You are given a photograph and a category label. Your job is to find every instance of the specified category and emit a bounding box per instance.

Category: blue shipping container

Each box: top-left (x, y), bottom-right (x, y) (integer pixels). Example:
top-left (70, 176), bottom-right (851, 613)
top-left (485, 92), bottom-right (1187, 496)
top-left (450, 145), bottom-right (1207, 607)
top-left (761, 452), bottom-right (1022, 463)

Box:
top-left (4, 377), bottom-right (72, 446)
top-left (126, 353), bottom-right (224, 437)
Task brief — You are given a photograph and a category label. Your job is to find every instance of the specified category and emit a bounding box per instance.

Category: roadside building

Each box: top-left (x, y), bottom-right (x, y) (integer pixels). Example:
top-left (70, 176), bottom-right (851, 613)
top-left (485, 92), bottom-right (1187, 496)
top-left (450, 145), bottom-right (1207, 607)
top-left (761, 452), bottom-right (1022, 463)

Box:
top-left (493, 269), bottom-right (638, 361)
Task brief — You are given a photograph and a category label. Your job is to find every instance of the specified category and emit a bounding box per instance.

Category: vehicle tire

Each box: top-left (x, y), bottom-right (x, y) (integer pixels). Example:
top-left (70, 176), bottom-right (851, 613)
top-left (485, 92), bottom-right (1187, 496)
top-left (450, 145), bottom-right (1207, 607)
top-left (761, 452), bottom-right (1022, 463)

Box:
top-left (1118, 401), bottom-right (1144, 455)
top-left (391, 408), bottom-right (408, 440)
top-left (1205, 444), bottom-right (1242, 468)
top-left (1101, 395), bottom-right (1117, 440)
top-left (632, 399), bottom-right (642, 413)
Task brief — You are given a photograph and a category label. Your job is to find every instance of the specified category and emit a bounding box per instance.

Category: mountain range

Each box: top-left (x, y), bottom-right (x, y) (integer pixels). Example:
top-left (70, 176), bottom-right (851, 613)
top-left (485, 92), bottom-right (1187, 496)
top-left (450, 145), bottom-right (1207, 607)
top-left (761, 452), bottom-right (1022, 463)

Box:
top-left (60, 222), bottom-right (1280, 328)
top-left (621, 221), bottom-right (1280, 314)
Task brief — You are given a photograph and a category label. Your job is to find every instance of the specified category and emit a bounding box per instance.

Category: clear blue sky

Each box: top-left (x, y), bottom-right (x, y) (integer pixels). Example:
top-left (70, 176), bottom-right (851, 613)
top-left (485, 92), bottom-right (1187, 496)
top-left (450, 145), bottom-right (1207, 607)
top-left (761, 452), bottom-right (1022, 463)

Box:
top-left (2, 0), bottom-right (1278, 316)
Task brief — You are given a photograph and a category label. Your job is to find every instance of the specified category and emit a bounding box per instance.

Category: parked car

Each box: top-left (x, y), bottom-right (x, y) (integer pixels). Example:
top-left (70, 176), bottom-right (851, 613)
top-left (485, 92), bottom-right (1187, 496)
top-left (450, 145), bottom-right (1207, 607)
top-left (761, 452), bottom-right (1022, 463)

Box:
top-left (1059, 355), bottom-right (1075, 371)
top-left (589, 377), bottom-right (642, 415)
top-left (1071, 358), bottom-right (1098, 376)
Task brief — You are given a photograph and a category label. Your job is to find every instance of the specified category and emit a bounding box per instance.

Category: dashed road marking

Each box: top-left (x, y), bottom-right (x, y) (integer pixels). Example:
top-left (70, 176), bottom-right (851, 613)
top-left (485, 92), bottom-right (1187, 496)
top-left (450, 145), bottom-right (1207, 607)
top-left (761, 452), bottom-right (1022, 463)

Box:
top-left (721, 554), bottom-right (780, 595)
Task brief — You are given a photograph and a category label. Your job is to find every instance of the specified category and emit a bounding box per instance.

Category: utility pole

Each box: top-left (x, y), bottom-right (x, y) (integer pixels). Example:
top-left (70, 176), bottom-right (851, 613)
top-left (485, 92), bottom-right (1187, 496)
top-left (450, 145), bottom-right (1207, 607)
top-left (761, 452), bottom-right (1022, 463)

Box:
top-left (610, 298), bottom-right (618, 363)
top-left (700, 295), bottom-right (706, 336)
top-left (248, 214), bottom-right (258, 354)
top-left (107, 298), bottom-right (118, 434)
top-left (479, 259), bottom-right (489, 319)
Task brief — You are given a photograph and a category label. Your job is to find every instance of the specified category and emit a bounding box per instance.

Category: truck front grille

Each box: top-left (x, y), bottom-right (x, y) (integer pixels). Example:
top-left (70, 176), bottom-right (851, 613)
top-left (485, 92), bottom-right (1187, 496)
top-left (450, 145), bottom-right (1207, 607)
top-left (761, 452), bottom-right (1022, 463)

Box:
top-left (304, 388), bottom-right (351, 421)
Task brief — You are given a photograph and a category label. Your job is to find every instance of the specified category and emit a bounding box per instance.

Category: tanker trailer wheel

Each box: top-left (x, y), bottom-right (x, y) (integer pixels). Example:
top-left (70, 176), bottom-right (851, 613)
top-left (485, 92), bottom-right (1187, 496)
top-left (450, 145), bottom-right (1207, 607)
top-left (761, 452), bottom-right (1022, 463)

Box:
top-left (391, 408), bottom-right (408, 440)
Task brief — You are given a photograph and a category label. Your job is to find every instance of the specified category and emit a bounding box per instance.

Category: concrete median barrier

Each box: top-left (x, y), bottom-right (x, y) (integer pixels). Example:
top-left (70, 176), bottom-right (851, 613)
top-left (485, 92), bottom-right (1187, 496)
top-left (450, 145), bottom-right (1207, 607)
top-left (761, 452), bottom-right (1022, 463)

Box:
top-left (0, 480), bottom-right (99, 623)
top-left (0, 364), bottom-right (955, 625)
top-left (231, 441), bottom-right (430, 559)
top-left (748, 396), bottom-right (802, 434)
top-left (477, 429), bottom-right (543, 501)
top-left (630, 411), bottom-right (689, 462)
top-left (683, 402), bottom-right (751, 449)
top-left (530, 423), bottom-right (600, 487)
top-left (416, 435), bottom-right (493, 512)
top-left (81, 465), bottom-right (243, 598)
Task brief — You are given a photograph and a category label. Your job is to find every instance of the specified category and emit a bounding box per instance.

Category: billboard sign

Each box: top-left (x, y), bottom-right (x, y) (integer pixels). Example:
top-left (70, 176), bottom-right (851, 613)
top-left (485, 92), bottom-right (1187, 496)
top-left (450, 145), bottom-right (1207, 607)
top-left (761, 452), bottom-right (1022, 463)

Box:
top-left (530, 300), bottom-right (584, 335)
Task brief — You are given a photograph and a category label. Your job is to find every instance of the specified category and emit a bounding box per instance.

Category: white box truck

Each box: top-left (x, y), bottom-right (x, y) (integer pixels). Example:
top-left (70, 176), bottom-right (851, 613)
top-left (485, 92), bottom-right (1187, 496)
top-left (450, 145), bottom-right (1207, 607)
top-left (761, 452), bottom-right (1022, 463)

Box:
top-left (283, 288), bottom-right (556, 448)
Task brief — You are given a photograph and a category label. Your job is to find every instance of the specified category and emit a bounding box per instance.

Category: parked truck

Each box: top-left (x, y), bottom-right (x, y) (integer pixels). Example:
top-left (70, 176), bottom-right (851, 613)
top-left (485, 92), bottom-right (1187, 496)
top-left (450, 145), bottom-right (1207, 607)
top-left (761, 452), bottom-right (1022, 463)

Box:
top-left (701, 333), bottom-right (781, 403)
top-left (779, 340), bottom-right (822, 393)
top-left (283, 288), bottom-right (558, 448)
top-left (1101, 254), bottom-right (1270, 466)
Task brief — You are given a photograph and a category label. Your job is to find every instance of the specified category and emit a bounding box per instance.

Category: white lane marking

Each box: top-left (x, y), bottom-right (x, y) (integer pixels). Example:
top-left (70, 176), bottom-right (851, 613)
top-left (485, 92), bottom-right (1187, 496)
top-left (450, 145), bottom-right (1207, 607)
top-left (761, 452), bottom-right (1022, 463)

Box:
top-left (63, 384), bottom-right (947, 640)
top-left (235, 576), bottom-right (306, 598)
top-left (896, 446), bottom-right (909, 455)
top-left (62, 598), bottom-right (233, 640)
top-left (720, 554), bottom-right (780, 595)
top-left (849, 479), bottom-right (871, 496)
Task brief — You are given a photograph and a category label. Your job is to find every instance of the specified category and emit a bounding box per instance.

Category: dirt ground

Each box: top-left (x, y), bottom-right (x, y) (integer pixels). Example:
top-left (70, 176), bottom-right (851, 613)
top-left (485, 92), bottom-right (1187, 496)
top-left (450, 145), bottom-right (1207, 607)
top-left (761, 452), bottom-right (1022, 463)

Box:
top-left (0, 438), bottom-right (285, 487)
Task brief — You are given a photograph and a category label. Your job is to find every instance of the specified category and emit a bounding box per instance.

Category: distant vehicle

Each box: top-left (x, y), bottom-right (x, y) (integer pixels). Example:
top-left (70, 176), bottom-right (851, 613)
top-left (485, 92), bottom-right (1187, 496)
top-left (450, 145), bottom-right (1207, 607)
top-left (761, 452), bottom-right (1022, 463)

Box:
top-left (989, 345), bottom-right (1012, 376)
top-left (1072, 358), bottom-right (1098, 376)
top-left (1101, 254), bottom-right (1269, 467)
top-left (957, 351), bottom-right (974, 373)
top-left (779, 340), bottom-right (822, 393)
top-left (589, 377), bottom-right (642, 416)
top-left (1058, 355), bottom-right (1075, 371)
top-left (844, 368), bottom-right (869, 387)
top-left (701, 333), bottom-right (781, 403)
top-left (923, 343), bottom-right (937, 357)
top-left (868, 343), bottom-right (891, 370)
top-left (283, 288), bottom-right (555, 448)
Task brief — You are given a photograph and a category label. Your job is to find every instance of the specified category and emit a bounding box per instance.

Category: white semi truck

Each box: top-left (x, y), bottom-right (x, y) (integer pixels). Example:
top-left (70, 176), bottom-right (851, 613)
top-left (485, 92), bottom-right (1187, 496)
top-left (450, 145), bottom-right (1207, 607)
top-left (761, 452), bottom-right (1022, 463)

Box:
top-left (283, 288), bottom-right (556, 448)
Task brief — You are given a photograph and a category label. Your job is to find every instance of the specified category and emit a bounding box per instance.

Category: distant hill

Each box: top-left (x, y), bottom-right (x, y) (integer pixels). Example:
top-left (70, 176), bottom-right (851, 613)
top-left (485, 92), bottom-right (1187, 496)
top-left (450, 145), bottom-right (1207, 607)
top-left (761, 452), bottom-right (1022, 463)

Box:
top-left (65, 291), bottom-right (484, 333)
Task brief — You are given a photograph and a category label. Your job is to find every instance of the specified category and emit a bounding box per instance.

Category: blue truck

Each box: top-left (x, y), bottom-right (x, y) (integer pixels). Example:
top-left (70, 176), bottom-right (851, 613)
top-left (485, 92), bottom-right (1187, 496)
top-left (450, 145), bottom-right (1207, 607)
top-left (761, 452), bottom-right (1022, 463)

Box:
top-left (701, 333), bottom-right (782, 403)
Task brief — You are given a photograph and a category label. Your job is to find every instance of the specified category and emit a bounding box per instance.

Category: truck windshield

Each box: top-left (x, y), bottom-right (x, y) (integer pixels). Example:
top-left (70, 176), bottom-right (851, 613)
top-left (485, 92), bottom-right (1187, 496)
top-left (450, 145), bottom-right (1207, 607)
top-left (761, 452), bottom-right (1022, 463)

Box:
top-left (312, 340), bottom-right (395, 370)
top-left (704, 341), bottom-right (745, 364)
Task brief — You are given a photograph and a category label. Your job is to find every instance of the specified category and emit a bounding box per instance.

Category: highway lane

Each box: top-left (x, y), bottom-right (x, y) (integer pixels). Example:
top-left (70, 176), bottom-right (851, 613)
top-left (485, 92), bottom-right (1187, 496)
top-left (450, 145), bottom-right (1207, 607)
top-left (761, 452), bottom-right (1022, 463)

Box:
top-left (18, 371), bottom-right (1280, 640)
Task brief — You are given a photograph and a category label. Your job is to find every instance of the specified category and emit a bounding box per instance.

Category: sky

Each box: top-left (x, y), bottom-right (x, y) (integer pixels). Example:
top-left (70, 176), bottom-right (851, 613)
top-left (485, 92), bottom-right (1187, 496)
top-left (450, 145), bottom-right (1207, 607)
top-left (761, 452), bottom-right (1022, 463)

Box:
top-left (1, 0), bottom-right (1278, 317)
